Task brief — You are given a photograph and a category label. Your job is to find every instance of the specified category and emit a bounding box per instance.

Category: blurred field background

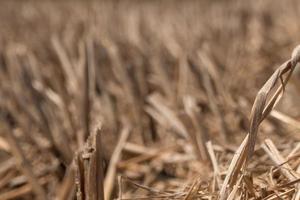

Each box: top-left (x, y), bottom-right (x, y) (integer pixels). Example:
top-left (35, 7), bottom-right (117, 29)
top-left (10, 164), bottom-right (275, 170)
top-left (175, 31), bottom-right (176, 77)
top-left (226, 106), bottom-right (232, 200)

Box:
top-left (1, 1), bottom-right (300, 199)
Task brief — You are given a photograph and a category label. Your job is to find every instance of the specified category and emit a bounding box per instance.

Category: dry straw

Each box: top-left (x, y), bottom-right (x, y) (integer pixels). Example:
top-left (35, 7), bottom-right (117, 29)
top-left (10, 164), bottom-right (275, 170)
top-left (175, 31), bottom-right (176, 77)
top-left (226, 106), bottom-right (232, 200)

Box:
top-left (117, 45), bottom-right (300, 199)
top-left (219, 45), bottom-right (300, 200)
top-left (1, 2), bottom-right (300, 199)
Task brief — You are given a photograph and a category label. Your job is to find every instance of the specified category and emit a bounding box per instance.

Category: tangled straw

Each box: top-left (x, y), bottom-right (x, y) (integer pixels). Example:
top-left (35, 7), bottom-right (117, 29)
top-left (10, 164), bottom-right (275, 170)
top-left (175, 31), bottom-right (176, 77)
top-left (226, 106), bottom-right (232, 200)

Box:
top-left (219, 45), bottom-right (300, 200)
top-left (247, 45), bottom-right (300, 161)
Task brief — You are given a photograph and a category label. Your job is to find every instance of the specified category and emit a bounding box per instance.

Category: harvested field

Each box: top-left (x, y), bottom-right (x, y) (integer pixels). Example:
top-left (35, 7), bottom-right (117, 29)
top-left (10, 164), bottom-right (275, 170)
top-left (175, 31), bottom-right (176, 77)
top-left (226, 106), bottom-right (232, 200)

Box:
top-left (1, 1), bottom-right (300, 199)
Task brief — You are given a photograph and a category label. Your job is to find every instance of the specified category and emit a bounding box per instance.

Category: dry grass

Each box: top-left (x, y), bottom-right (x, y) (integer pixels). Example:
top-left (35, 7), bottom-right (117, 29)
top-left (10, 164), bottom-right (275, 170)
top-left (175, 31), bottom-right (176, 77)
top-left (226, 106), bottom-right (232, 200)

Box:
top-left (1, 1), bottom-right (300, 199)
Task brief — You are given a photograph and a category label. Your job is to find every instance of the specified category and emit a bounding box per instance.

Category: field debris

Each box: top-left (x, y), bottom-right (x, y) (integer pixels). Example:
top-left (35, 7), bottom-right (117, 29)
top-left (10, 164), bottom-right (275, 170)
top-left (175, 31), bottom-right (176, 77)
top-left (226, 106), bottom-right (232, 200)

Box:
top-left (1, 1), bottom-right (300, 199)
